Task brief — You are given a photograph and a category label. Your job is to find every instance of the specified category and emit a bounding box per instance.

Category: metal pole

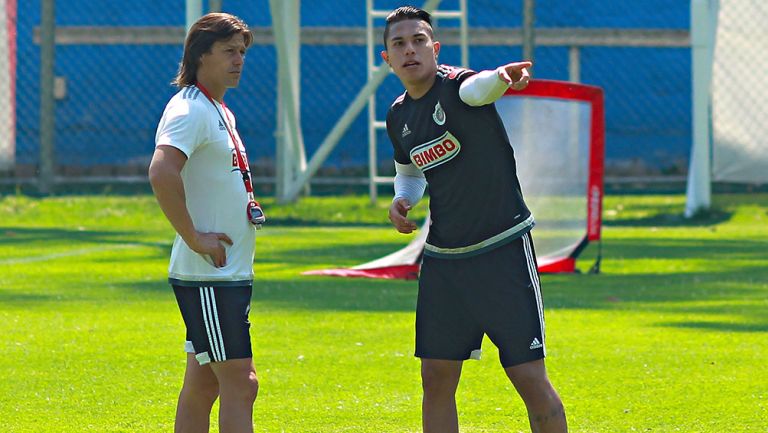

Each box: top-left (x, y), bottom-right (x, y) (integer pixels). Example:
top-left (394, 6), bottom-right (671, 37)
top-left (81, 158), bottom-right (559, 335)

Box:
top-left (568, 46), bottom-right (580, 83)
top-left (209, 0), bottom-right (222, 12)
top-left (522, 0), bottom-right (535, 66)
top-left (284, 66), bottom-right (391, 202)
top-left (271, 0), bottom-right (306, 201)
top-left (287, 1), bottom-right (308, 197)
top-left (272, 0), bottom-right (289, 199)
top-left (421, 0), bottom-right (443, 15)
top-left (459, 0), bottom-right (469, 67)
top-left (39, 0), bottom-right (56, 194)
top-left (186, 0), bottom-right (203, 32)
top-left (685, 0), bottom-right (718, 217)
top-left (366, 0), bottom-right (377, 202)
top-left (519, 1), bottom-right (536, 189)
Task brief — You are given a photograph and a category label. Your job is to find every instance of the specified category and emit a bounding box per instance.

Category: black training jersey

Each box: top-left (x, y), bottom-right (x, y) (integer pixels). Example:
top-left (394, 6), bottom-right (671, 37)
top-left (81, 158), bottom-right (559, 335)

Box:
top-left (386, 64), bottom-right (533, 258)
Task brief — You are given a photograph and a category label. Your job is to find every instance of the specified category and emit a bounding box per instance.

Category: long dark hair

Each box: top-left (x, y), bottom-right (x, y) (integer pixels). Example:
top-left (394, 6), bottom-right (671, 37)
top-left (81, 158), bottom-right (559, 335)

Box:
top-left (172, 12), bottom-right (253, 87)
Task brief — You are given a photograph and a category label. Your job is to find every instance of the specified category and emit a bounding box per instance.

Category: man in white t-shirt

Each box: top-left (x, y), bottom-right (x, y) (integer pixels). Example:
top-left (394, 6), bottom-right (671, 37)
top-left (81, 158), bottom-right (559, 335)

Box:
top-left (148, 12), bottom-right (263, 433)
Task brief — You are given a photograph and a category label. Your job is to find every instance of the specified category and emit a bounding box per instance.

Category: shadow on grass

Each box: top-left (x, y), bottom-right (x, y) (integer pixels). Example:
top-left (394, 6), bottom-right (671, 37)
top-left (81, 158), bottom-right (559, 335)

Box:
top-left (0, 226), bottom-right (169, 250)
top-left (543, 263), bottom-right (768, 333)
top-left (597, 236), bottom-right (767, 260)
top-left (105, 278), bottom-right (419, 313)
top-left (543, 266), bottom-right (766, 307)
top-left (3, 223), bottom-right (765, 333)
top-left (0, 291), bottom-right (68, 304)
top-left (6, 264), bottom-right (765, 333)
top-left (263, 218), bottom-right (391, 228)
top-left (655, 321), bottom-right (768, 333)
top-left (110, 261), bottom-right (768, 326)
top-left (604, 208), bottom-right (732, 227)
top-left (0, 227), bottom-right (159, 246)
top-left (257, 242), bottom-right (408, 267)
top-left (264, 235), bottom-right (766, 267)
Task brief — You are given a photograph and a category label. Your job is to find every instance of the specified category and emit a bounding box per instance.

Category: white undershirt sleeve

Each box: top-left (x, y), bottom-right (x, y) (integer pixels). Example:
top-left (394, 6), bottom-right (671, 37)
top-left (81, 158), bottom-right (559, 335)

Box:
top-left (458, 67), bottom-right (513, 107)
top-left (393, 161), bottom-right (427, 206)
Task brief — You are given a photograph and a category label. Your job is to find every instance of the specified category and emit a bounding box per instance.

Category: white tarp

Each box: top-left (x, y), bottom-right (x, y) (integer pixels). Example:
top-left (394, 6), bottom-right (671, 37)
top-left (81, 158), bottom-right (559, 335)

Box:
top-left (0, 0), bottom-right (16, 170)
top-left (711, 1), bottom-right (768, 183)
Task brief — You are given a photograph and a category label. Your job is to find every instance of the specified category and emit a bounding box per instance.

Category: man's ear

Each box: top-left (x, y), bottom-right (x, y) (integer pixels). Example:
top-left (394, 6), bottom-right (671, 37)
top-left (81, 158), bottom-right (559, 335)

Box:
top-left (433, 41), bottom-right (441, 60)
top-left (381, 50), bottom-right (390, 66)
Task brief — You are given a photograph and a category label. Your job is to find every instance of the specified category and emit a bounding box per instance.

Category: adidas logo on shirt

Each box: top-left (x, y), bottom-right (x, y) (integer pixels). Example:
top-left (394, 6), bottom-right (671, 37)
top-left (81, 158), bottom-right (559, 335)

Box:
top-left (218, 119), bottom-right (226, 131)
top-left (529, 338), bottom-right (543, 350)
top-left (401, 123), bottom-right (411, 137)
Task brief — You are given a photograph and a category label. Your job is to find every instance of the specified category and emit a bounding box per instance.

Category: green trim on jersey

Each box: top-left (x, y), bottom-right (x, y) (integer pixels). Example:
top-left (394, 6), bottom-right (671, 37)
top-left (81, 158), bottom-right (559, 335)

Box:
top-left (424, 215), bottom-right (535, 259)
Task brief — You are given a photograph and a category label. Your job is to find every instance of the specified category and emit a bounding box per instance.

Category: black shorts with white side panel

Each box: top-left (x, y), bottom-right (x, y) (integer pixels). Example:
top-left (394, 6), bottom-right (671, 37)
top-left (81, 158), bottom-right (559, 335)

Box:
top-left (415, 232), bottom-right (545, 368)
top-left (172, 284), bottom-right (253, 365)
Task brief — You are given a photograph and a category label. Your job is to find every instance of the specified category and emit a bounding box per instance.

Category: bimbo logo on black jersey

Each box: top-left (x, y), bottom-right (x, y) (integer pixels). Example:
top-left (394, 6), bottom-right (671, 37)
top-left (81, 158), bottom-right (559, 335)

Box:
top-left (409, 131), bottom-right (461, 171)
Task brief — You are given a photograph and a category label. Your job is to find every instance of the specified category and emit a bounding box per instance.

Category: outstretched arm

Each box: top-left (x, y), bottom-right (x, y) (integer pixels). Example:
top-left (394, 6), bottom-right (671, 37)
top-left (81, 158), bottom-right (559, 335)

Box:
top-left (459, 61), bottom-right (532, 107)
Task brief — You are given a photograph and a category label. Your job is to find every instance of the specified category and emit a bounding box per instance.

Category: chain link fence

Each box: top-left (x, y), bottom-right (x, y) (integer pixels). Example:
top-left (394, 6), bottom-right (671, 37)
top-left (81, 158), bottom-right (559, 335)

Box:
top-left (4, 0), bottom-right (695, 189)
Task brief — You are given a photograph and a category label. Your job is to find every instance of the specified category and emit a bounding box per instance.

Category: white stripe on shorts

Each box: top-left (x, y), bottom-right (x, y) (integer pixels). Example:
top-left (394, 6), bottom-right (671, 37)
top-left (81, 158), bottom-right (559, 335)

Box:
top-left (522, 233), bottom-right (546, 355)
top-left (207, 286), bottom-right (227, 361)
top-left (199, 287), bottom-right (220, 362)
top-left (199, 287), bottom-right (226, 362)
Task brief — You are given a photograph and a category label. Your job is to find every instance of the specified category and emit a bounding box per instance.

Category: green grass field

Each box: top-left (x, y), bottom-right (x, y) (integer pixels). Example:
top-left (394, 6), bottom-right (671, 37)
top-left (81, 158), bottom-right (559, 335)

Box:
top-left (1, 193), bottom-right (766, 432)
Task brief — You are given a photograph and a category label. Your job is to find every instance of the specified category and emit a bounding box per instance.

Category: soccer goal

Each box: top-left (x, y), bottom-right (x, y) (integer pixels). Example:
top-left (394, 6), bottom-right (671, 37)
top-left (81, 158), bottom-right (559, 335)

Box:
top-left (305, 79), bottom-right (605, 279)
top-left (0, 0), bottom-right (15, 171)
top-left (686, 0), bottom-right (768, 216)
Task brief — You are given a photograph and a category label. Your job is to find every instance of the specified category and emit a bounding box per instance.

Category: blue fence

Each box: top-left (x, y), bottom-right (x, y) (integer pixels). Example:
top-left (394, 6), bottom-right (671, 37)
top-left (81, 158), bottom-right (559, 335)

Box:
top-left (16, 0), bottom-right (691, 174)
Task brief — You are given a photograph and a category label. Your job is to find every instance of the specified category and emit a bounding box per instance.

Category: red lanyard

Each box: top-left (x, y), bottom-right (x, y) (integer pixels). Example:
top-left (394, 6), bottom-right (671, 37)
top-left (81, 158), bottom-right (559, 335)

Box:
top-left (195, 82), bottom-right (254, 195)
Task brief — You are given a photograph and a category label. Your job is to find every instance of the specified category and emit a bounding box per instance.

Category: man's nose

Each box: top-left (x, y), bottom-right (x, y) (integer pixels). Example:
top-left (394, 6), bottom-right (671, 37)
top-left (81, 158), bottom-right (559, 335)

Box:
top-left (233, 52), bottom-right (244, 65)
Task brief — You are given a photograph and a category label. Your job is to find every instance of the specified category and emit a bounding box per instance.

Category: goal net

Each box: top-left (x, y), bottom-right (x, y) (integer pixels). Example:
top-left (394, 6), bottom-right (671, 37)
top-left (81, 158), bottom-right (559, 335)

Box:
top-left (0, 0), bottom-right (15, 171)
top-left (711, 0), bottom-right (768, 183)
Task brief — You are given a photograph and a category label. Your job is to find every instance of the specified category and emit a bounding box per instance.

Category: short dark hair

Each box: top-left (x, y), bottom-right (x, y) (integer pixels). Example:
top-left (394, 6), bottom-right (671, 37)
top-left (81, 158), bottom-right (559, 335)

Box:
top-left (172, 12), bottom-right (253, 88)
top-left (383, 6), bottom-right (433, 49)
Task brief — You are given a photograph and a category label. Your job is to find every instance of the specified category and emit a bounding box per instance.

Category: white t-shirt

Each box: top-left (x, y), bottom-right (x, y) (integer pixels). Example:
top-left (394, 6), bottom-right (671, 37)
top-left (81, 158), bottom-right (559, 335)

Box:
top-left (155, 85), bottom-right (256, 285)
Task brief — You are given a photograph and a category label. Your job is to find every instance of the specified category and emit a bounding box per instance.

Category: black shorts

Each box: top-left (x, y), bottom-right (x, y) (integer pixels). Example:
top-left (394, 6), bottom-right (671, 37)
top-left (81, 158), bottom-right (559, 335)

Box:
top-left (416, 232), bottom-right (546, 368)
top-left (172, 284), bottom-right (253, 365)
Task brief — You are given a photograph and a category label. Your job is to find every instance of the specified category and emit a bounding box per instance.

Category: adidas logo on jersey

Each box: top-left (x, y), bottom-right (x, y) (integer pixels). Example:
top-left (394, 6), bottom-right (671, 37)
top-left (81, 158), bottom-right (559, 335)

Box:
top-left (529, 338), bottom-right (543, 350)
top-left (218, 119), bottom-right (226, 131)
top-left (401, 123), bottom-right (411, 137)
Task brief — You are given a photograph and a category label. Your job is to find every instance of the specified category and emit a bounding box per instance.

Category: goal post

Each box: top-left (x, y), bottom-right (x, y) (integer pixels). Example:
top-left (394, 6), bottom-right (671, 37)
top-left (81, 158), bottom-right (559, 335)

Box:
top-left (686, 0), bottom-right (718, 217)
top-left (687, 0), bottom-right (767, 217)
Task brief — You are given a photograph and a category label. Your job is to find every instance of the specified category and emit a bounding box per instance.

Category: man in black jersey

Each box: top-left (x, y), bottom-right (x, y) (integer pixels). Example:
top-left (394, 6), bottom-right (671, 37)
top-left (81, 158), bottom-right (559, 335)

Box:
top-left (381, 6), bottom-right (567, 433)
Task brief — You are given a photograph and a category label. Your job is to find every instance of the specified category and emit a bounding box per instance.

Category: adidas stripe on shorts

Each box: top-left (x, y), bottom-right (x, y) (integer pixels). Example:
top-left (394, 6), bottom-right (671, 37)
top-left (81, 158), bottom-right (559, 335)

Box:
top-left (172, 284), bottom-right (253, 365)
top-left (415, 232), bottom-right (546, 368)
